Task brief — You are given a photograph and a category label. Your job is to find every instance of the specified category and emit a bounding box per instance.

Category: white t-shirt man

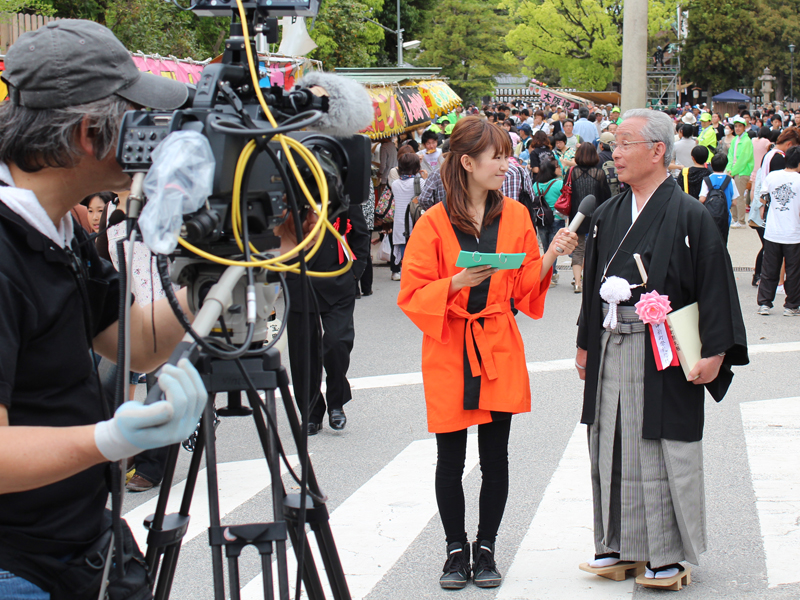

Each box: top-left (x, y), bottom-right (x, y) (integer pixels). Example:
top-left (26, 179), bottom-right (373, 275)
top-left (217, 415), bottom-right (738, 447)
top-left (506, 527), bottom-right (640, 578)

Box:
top-left (762, 169), bottom-right (800, 244)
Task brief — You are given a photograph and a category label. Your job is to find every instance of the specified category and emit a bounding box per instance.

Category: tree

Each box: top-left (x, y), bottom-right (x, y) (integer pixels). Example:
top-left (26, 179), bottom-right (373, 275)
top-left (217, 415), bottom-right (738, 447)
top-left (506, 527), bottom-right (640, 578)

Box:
top-left (416, 0), bottom-right (519, 102)
top-left (681, 0), bottom-right (760, 96)
top-left (504, 0), bottom-right (677, 90)
top-left (748, 0), bottom-right (800, 100)
top-left (0, 0), bottom-right (54, 16)
top-left (306, 0), bottom-right (385, 68)
top-left (105, 0), bottom-right (229, 59)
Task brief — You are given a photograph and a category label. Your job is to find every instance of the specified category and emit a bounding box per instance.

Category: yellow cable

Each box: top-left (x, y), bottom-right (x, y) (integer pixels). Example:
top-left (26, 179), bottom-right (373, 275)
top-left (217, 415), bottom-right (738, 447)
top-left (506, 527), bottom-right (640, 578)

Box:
top-left (174, 0), bottom-right (354, 279)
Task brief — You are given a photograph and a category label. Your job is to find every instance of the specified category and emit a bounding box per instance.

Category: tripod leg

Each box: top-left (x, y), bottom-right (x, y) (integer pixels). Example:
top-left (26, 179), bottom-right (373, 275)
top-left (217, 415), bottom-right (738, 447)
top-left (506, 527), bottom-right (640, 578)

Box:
top-left (145, 443), bottom-right (180, 574)
top-left (202, 398), bottom-right (227, 600)
top-left (310, 521), bottom-right (350, 600)
top-left (248, 389), bottom-right (290, 600)
top-left (153, 420), bottom-right (208, 600)
top-left (285, 519), bottom-right (327, 600)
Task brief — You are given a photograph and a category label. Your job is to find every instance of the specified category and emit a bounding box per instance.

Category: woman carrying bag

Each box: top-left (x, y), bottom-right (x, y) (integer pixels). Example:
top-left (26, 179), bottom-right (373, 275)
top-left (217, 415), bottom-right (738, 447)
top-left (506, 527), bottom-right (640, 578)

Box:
top-left (397, 117), bottom-right (578, 590)
top-left (559, 142), bottom-right (612, 293)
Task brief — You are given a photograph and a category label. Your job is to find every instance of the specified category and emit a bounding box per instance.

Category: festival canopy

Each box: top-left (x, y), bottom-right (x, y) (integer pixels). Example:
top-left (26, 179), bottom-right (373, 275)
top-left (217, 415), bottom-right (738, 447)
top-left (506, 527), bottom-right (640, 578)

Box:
top-left (712, 89), bottom-right (752, 102)
top-left (336, 67), bottom-right (462, 139)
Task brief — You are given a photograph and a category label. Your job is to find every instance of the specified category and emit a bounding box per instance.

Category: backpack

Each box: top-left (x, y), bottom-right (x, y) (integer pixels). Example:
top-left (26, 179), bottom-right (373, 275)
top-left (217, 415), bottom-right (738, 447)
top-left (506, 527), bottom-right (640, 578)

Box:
top-left (702, 175), bottom-right (731, 240)
top-left (403, 174), bottom-right (424, 240)
top-left (528, 180), bottom-right (556, 229)
top-left (602, 160), bottom-right (621, 196)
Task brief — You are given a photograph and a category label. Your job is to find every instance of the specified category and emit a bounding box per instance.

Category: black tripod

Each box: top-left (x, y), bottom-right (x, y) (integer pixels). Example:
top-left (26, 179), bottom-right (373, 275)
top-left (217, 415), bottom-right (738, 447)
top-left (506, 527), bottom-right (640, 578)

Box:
top-left (141, 346), bottom-right (351, 600)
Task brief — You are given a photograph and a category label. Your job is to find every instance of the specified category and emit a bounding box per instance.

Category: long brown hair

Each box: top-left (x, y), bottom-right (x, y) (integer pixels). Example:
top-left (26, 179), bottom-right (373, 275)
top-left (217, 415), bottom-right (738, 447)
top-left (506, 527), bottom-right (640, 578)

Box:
top-left (440, 116), bottom-right (512, 237)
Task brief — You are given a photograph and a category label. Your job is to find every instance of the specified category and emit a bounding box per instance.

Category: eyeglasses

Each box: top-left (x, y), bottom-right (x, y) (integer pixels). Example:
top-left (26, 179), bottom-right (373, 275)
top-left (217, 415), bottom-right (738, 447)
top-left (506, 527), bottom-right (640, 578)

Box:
top-left (614, 139), bottom-right (662, 151)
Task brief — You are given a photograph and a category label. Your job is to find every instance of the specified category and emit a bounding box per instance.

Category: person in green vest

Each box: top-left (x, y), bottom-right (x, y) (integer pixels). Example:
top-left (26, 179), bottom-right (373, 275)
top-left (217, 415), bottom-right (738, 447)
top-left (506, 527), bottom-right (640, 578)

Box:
top-left (697, 112), bottom-right (717, 153)
top-left (610, 106), bottom-right (621, 125)
top-left (726, 115), bottom-right (754, 228)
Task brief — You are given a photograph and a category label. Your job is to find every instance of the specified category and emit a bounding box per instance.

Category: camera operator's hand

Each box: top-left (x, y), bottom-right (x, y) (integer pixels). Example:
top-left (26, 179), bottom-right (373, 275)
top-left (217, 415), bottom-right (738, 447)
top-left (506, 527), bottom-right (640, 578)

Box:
top-left (94, 359), bottom-right (207, 462)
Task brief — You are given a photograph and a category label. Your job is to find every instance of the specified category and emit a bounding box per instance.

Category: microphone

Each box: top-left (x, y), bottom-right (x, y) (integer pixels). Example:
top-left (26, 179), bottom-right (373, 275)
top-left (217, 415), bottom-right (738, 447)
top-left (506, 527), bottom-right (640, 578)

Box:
top-left (296, 72), bottom-right (374, 137)
top-left (568, 195), bottom-right (598, 233)
top-left (556, 195), bottom-right (597, 252)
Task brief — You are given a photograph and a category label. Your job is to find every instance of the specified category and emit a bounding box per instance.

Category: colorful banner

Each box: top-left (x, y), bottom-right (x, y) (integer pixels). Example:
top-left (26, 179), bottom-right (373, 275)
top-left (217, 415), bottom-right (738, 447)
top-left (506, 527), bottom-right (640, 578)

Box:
top-left (131, 56), bottom-right (205, 85)
top-left (529, 84), bottom-right (582, 111)
top-left (361, 86), bottom-right (406, 139)
top-left (396, 87), bottom-right (430, 128)
top-left (0, 61), bottom-right (6, 103)
top-left (415, 80), bottom-right (461, 118)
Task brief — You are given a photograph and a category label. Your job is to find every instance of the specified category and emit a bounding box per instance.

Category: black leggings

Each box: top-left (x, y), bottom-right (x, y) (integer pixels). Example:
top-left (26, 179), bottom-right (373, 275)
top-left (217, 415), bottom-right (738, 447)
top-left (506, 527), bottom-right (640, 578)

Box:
top-left (435, 418), bottom-right (512, 546)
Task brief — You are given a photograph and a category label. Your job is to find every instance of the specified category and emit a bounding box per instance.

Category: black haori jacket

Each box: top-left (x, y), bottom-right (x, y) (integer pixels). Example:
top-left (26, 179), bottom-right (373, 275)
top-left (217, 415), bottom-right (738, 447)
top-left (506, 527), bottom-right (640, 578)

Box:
top-left (577, 177), bottom-right (748, 442)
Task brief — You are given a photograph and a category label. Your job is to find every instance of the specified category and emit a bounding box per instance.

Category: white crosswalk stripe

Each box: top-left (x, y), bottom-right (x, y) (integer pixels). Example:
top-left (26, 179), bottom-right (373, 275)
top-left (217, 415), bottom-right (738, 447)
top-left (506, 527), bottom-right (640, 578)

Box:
top-left (241, 436), bottom-right (480, 599)
top-left (497, 424), bottom-right (635, 600)
top-left (741, 396), bottom-right (800, 588)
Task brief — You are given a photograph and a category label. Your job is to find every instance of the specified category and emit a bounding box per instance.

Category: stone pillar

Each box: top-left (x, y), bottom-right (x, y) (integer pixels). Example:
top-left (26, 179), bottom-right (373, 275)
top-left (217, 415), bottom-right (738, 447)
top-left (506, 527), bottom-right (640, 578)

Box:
top-left (620, 0), bottom-right (648, 113)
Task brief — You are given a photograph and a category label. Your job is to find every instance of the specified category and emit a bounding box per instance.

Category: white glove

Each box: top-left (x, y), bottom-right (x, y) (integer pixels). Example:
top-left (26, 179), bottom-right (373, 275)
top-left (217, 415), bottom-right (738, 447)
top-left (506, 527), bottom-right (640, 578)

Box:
top-left (94, 358), bottom-right (207, 462)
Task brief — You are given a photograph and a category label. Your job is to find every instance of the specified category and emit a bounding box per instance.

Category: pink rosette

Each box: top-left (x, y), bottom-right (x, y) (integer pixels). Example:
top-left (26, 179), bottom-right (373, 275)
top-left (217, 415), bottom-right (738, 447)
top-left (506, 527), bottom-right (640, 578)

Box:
top-left (634, 291), bottom-right (672, 325)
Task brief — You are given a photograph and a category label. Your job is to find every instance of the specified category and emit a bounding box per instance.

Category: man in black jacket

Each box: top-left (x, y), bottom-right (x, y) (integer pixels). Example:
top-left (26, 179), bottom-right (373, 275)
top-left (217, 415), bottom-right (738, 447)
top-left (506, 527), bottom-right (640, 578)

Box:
top-left (575, 109), bottom-right (748, 585)
top-left (285, 204), bottom-right (370, 435)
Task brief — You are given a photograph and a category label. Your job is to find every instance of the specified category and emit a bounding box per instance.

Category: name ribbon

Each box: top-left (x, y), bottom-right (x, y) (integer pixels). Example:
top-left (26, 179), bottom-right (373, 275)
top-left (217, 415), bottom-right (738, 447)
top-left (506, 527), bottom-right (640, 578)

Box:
top-left (635, 290), bottom-right (679, 371)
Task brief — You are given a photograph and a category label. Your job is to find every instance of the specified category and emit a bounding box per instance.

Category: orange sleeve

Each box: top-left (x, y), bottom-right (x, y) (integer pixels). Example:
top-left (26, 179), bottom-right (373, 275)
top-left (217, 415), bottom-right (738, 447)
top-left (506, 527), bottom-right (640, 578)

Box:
top-left (511, 216), bottom-right (552, 319)
top-left (397, 215), bottom-right (455, 344)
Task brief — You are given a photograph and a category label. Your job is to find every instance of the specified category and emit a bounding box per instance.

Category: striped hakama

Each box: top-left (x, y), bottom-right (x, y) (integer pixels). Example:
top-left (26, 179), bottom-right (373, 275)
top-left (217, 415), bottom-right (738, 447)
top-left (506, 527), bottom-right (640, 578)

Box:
top-left (588, 305), bottom-right (707, 567)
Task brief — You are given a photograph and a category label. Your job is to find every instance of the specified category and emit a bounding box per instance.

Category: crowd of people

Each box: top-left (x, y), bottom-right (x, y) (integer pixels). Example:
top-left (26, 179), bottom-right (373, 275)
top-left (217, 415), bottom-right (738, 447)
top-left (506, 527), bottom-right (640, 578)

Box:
top-left (372, 96), bottom-right (799, 316)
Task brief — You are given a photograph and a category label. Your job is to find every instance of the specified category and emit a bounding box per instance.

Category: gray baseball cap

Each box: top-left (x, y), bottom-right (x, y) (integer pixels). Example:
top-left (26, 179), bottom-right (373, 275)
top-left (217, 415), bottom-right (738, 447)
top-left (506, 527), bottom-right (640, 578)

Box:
top-left (2, 19), bottom-right (188, 110)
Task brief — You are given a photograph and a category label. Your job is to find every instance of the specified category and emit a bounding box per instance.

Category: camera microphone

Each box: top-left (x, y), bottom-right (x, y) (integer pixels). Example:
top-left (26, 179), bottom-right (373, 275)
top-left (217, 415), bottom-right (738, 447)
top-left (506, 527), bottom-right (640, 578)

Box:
top-left (295, 72), bottom-right (374, 138)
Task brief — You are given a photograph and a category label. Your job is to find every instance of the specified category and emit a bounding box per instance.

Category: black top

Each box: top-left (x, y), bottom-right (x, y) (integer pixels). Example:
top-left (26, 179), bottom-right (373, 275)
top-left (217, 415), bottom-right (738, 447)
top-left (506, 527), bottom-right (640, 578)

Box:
top-left (567, 166), bottom-right (611, 234)
top-left (285, 204), bottom-right (370, 313)
top-left (529, 147), bottom-right (555, 172)
top-left (769, 152), bottom-right (786, 173)
top-left (0, 201), bottom-right (120, 575)
top-left (577, 178), bottom-right (748, 441)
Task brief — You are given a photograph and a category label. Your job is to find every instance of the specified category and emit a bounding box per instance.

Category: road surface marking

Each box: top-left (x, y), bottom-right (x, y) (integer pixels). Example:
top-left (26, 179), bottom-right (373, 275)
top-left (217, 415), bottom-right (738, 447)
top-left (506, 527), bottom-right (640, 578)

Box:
top-left (741, 397), bottom-right (800, 588)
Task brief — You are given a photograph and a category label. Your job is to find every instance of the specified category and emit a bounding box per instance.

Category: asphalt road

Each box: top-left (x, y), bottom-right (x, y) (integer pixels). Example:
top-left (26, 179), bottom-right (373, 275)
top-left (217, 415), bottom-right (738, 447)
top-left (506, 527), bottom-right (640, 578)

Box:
top-left (123, 224), bottom-right (800, 600)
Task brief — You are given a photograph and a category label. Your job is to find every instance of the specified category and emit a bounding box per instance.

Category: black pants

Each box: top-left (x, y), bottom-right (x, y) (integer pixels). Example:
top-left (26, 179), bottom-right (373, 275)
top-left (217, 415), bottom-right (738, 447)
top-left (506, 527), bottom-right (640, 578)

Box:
top-left (388, 235), bottom-right (402, 274)
top-left (757, 239), bottom-right (800, 309)
top-left (435, 418), bottom-right (512, 546)
top-left (754, 226), bottom-right (765, 280)
top-left (359, 252), bottom-right (373, 294)
top-left (287, 294), bottom-right (356, 424)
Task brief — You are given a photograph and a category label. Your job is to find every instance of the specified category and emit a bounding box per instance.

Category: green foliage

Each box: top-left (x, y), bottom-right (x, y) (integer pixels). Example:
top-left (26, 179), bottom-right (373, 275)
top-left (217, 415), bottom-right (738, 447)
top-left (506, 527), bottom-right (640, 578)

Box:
top-left (747, 0), bottom-right (800, 97)
top-left (416, 0), bottom-right (519, 102)
top-left (307, 0), bottom-right (385, 68)
top-left (504, 0), bottom-right (678, 90)
top-left (0, 0), bottom-right (55, 16)
top-left (105, 0), bottom-right (228, 59)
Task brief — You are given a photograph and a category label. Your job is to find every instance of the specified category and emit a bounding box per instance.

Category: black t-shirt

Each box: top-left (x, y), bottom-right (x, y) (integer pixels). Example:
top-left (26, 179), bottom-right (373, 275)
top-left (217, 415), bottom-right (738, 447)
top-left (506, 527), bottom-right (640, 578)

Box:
top-left (0, 201), bottom-right (121, 573)
top-left (529, 146), bottom-right (555, 171)
top-left (769, 152), bottom-right (786, 173)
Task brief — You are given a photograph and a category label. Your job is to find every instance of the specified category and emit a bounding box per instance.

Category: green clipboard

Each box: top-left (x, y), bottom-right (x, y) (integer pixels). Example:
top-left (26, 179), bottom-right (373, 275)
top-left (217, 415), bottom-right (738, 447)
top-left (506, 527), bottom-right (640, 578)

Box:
top-left (456, 251), bottom-right (526, 269)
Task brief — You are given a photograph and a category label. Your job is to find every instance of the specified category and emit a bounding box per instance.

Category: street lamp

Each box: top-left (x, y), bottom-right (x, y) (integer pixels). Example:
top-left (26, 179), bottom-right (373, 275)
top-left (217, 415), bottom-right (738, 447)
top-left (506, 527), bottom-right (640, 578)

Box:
top-left (790, 43), bottom-right (795, 103)
top-left (364, 0), bottom-right (405, 66)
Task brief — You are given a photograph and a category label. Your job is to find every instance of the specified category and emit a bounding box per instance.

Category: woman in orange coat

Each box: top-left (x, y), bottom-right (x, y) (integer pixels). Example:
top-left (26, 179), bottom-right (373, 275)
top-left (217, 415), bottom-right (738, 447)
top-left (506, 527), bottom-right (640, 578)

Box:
top-left (398, 117), bottom-right (578, 590)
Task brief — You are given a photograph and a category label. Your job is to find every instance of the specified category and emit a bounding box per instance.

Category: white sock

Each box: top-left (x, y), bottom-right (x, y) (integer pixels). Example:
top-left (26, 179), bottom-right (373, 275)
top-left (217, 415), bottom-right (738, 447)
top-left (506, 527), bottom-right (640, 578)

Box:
top-left (645, 566), bottom-right (680, 579)
top-left (589, 556), bottom-right (620, 568)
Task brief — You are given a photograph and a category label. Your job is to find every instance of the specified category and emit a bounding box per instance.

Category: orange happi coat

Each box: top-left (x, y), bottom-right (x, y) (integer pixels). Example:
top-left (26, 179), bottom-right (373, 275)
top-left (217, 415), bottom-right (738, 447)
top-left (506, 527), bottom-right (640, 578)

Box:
top-left (397, 198), bottom-right (552, 433)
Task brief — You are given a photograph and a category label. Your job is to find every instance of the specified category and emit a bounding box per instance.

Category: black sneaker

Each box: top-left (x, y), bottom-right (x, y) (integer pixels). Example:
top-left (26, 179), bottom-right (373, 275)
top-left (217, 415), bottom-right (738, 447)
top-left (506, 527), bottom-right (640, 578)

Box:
top-left (472, 540), bottom-right (502, 588)
top-left (439, 542), bottom-right (470, 589)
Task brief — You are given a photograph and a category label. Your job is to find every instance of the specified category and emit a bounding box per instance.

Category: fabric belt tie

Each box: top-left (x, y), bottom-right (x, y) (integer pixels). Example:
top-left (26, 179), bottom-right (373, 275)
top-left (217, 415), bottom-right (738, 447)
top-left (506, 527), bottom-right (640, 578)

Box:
top-left (448, 303), bottom-right (512, 380)
top-left (601, 303), bottom-right (646, 335)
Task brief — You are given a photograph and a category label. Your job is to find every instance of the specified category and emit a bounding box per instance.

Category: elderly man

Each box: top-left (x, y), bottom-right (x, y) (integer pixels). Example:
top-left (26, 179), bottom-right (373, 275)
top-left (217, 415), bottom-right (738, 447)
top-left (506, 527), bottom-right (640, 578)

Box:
top-left (0, 20), bottom-right (208, 597)
top-left (575, 109), bottom-right (748, 587)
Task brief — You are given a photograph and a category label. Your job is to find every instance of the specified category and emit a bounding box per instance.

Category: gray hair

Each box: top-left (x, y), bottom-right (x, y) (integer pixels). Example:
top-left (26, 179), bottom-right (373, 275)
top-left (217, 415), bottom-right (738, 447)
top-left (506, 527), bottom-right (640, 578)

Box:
top-left (0, 95), bottom-right (130, 173)
top-left (621, 109), bottom-right (674, 168)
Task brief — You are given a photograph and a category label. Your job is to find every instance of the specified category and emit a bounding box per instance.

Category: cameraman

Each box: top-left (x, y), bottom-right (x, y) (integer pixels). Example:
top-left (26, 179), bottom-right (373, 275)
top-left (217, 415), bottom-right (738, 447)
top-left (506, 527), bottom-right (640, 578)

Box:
top-left (0, 20), bottom-right (207, 597)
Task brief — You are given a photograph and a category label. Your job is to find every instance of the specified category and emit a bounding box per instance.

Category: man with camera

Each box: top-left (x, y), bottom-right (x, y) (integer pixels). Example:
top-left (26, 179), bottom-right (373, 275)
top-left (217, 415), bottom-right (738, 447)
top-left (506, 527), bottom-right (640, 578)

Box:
top-left (0, 20), bottom-right (208, 598)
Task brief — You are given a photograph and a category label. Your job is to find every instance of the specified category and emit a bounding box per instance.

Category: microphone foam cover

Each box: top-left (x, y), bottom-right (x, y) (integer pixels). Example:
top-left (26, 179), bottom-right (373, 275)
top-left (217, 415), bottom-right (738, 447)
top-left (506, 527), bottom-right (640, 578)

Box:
top-left (297, 71), bottom-right (374, 138)
top-left (578, 194), bottom-right (597, 218)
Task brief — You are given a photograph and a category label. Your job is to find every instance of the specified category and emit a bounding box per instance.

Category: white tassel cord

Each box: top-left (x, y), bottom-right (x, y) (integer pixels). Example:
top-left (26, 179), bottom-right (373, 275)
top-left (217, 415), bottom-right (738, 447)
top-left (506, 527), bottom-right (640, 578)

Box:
top-left (600, 276), bottom-right (634, 329)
